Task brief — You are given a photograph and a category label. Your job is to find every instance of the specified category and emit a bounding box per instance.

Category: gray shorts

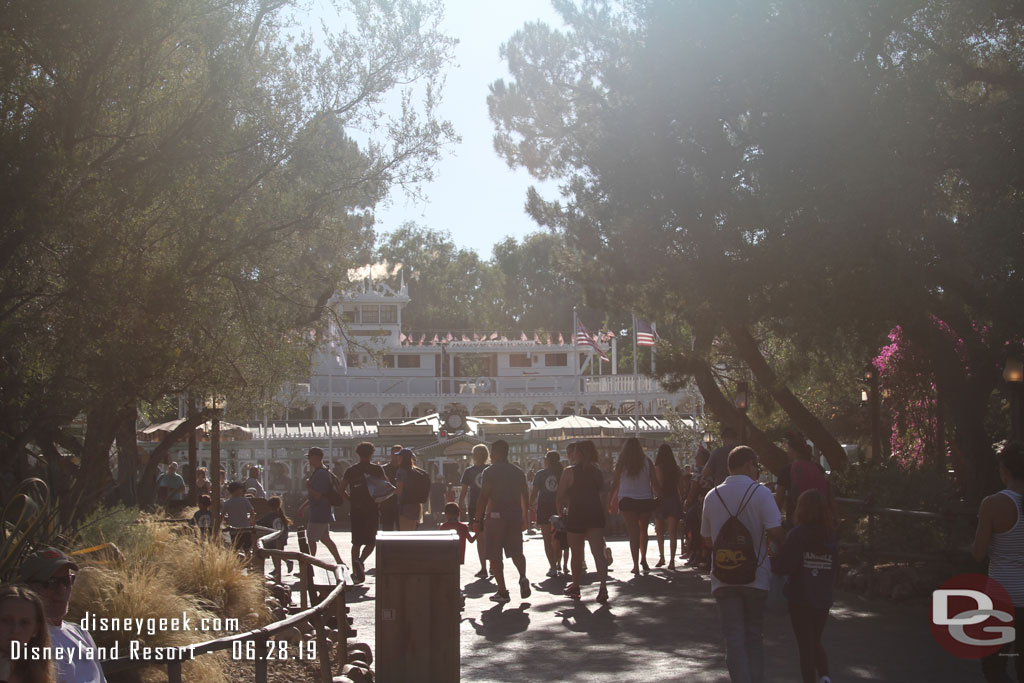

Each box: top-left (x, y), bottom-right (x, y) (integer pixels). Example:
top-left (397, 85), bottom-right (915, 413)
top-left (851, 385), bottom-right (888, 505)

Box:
top-left (485, 515), bottom-right (524, 562)
top-left (307, 522), bottom-right (331, 543)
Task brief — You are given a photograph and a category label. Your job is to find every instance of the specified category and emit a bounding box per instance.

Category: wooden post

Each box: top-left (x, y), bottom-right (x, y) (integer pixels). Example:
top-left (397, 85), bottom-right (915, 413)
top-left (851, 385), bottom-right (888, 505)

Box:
top-left (187, 418), bottom-right (198, 507)
top-left (334, 587), bottom-right (348, 667)
top-left (255, 635), bottom-right (269, 683)
top-left (315, 612), bottom-right (331, 683)
top-left (298, 557), bottom-right (309, 610)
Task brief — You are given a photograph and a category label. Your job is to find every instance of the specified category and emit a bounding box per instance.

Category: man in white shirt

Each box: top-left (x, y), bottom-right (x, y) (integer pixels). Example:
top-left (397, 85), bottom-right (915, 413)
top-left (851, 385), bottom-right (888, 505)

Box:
top-left (701, 446), bottom-right (784, 683)
top-left (20, 547), bottom-right (107, 682)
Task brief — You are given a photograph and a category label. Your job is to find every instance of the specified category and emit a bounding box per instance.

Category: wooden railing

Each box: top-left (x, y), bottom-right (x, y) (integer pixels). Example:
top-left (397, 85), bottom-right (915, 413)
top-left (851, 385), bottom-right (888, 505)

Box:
top-left (835, 496), bottom-right (976, 562)
top-left (102, 526), bottom-right (352, 683)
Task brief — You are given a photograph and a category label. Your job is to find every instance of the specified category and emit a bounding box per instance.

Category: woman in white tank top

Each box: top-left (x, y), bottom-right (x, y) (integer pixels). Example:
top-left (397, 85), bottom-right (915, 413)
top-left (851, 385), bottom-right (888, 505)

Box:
top-left (609, 437), bottom-right (660, 574)
top-left (971, 441), bottom-right (1024, 681)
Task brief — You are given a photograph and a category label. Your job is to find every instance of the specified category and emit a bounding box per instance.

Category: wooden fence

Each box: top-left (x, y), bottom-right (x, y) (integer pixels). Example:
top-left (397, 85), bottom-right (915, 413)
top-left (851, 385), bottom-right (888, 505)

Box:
top-left (102, 526), bottom-right (352, 683)
top-left (835, 496), bottom-right (976, 563)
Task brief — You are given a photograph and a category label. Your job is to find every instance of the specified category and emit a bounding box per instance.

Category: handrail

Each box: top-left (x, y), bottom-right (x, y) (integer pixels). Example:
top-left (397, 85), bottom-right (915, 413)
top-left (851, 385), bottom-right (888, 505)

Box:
top-left (835, 496), bottom-right (975, 564)
top-left (102, 526), bottom-right (352, 683)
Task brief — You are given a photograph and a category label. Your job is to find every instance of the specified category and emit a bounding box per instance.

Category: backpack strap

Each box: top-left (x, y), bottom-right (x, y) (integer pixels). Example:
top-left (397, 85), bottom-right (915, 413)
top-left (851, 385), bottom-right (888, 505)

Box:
top-left (714, 481), bottom-right (759, 518)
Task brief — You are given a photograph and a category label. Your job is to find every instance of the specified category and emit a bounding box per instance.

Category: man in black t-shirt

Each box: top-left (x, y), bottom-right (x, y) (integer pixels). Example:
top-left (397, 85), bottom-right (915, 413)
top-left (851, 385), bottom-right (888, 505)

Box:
top-left (342, 441), bottom-right (387, 584)
top-left (460, 444), bottom-right (490, 578)
top-left (703, 426), bottom-right (740, 489)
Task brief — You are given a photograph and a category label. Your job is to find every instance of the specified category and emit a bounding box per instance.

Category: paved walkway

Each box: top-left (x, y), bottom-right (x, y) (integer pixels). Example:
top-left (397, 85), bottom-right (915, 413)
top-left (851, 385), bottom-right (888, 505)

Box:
top-left (284, 528), bottom-right (983, 682)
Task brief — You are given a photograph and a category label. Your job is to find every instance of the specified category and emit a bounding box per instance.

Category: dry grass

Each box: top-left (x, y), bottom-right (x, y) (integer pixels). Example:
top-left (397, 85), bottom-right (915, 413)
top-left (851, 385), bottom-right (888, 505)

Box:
top-left (67, 516), bottom-right (271, 683)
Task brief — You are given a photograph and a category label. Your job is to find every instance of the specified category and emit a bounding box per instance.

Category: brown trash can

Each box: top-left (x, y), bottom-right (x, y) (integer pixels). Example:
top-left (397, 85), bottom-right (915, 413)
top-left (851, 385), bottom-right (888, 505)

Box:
top-left (375, 530), bottom-right (460, 683)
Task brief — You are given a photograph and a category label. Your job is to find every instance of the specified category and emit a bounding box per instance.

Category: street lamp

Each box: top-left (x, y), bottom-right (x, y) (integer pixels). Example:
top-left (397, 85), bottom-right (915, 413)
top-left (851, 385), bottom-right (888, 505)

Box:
top-left (1004, 356), bottom-right (1023, 441)
top-left (864, 364), bottom-right (882, 461)
top-left (205, 394), bottom-right (225, 532)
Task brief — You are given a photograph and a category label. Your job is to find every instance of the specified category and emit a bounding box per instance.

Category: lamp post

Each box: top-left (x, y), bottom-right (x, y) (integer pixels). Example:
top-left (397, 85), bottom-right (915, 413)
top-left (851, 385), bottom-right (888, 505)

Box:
top-left (735, 381), bottom-right (749, 443)
top-left (205, 394), bottom-right (225, 533)
top-left (1005, 356), bottom-right (1023, 441)
top-left (864, 364), bottom-right (882, 461)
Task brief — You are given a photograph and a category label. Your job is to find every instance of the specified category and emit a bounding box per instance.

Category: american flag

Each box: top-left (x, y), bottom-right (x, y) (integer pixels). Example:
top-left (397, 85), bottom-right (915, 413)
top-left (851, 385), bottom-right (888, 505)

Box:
top-left (575, 321), bottom-right (610, 361)
top-left (636, 318), bottom-right (659, 347)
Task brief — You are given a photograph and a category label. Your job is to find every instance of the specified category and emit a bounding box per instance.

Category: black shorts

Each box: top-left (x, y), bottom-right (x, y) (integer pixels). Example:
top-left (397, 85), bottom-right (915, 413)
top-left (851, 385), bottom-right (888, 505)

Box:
top-left (567, 506), bottom-right (605, 534)
top-left (537, 500), bottom-right (556, 524)
top-left (655, 494), bottom-right (682, 520)
top-left (351, 508), bottom-right (378, 545)
top-left (619, 497), bottom-right (657, 514)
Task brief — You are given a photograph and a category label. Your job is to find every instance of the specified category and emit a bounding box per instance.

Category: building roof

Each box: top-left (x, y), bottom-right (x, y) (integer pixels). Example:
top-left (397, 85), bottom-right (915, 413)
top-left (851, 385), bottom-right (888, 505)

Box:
top-left (241, 413), bottom-right (684, 441)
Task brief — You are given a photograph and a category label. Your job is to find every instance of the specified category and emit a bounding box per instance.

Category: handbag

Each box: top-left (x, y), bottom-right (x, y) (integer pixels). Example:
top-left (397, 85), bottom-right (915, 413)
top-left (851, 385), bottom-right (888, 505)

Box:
top-left (365, 472), bottom-right (397, 503)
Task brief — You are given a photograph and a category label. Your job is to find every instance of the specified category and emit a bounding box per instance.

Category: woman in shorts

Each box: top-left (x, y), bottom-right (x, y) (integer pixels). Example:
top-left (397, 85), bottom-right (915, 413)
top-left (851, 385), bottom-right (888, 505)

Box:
top-left (608, 437), bottom-right (659, 574)
top-left (531, 450), bottom-right (564, 577)
top-left (556, 440), bottom-right (609, 603)
top-left (653, 443), bottom-right (683, 569)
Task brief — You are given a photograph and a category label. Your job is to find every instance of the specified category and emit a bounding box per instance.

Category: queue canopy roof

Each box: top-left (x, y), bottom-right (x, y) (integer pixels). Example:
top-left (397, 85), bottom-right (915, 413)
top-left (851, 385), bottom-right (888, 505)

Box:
top-left (526, 414), bottom-right (625, 440)
top-left (139, 418), bottom-right (253, 442)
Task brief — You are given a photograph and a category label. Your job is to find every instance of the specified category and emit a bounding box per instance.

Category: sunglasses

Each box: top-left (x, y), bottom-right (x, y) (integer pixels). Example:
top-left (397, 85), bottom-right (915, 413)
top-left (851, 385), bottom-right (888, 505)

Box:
top-left (32, 574), bottom-right (76, 590)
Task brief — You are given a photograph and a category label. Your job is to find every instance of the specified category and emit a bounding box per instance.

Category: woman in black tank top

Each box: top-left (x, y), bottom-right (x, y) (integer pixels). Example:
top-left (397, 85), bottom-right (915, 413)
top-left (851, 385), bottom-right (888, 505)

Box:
top-left (556, 440), bottom-right (610, 604)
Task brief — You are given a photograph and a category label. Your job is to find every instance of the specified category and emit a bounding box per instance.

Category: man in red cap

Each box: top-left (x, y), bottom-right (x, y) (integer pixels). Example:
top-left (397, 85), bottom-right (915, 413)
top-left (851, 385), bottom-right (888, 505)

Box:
top-left (20, 546), bottom-right (107, 682)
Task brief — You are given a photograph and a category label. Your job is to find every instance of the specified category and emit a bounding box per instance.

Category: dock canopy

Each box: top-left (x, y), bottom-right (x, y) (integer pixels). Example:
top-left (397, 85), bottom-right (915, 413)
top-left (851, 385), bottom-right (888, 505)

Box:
top-left (138, 418), bottom-right (253, 442)
top-left (526, 414), bottom-right (626, 440)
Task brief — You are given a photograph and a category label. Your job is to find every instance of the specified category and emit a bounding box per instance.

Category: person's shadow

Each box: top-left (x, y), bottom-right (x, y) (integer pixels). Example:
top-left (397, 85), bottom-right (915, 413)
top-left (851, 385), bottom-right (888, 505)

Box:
top-left (554, 601), bottom-right (618, 640)
top-left (463, 603), bottom-right (530, 642)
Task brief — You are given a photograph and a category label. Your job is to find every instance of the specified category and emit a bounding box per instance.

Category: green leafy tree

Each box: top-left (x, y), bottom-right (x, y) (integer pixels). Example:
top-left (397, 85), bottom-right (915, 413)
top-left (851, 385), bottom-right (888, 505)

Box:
top-left (488, 0), bottom-right (1024, 491)
top-left (375, 223), bottom-right (496, 332)
top-left (0, 0), bottom-right (456, 514)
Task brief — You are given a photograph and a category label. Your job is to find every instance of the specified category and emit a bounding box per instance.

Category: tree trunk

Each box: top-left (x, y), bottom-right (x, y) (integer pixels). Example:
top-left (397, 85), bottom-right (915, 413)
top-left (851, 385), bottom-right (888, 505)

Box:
top-left (687, 357), bottom-right (789, 475)
top-left (729, 326), bottom-right (849, 471)
top-left (658, 326), bottom-right (789, 475)
top-left (138, 411), bottom-right (213, 506)
top-left (903, 315), bottom-right (1001, 503)
top-left (115, 406), bottom-right (140, 506)
top-left (68, 403), bottom-right (125, 525)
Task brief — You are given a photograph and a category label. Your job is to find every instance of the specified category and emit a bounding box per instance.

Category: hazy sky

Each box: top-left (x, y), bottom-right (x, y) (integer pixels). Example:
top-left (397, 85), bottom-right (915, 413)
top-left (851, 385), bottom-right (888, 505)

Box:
top-left (336, 1), bottom-right (565, 257)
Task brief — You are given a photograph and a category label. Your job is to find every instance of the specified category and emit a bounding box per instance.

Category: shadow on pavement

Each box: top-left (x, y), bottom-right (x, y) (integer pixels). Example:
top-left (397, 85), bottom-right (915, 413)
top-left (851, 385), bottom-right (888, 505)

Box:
top-left (464, 603), bottom-right (531, 642)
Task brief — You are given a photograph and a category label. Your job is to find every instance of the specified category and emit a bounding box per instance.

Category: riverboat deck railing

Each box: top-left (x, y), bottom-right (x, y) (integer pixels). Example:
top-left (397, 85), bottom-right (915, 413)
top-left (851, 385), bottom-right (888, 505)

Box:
top-left (299, 373), bottom-right (683, 400)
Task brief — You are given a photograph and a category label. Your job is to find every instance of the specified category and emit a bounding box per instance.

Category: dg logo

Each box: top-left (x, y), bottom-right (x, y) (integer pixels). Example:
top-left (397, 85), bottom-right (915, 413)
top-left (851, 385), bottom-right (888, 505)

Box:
top-left (931, 574), bottom-right (1016, 659)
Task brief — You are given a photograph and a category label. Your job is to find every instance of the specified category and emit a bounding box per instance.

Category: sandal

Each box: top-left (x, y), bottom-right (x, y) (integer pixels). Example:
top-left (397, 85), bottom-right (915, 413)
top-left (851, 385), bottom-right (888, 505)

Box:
top-left (565, 583), bottom-right (581, 600)
top-left (596, 586), bottom-right (609, 604)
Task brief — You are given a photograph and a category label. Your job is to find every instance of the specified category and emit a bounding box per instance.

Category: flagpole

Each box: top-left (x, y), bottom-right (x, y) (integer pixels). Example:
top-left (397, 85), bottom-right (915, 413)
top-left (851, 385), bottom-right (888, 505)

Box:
top-left (574, 307), bottom-right (581, 416)
top-left (633, 312), bottom-right (639, 435)
top-left (651, 322), bottom-right (656, 374)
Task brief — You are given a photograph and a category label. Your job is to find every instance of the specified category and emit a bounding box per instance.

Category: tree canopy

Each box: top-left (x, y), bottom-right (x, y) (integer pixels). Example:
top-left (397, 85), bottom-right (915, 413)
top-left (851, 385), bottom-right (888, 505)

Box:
top-left (0, 0), bottom-right (457, 511)
top-left (489, 0), bottom-right (1024, 491)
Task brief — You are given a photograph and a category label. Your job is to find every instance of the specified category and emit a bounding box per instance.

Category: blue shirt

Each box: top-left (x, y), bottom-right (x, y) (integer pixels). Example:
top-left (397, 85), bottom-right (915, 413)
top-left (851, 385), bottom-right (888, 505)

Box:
top-left (308, 467), bottom-right (334, 523)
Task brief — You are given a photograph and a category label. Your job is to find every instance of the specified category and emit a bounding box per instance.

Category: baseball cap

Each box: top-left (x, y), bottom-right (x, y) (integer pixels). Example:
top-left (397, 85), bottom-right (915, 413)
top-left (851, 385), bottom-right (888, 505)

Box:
top-left (19, 547), bottom-right (79, 583)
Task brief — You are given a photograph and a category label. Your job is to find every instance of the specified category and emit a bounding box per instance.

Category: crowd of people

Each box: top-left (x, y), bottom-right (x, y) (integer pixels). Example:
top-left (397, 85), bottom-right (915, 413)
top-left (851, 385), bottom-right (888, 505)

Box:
top-left (299, 430), bottom-right (844, 682)
top-left (6, 435), bottom-right (1022, 683)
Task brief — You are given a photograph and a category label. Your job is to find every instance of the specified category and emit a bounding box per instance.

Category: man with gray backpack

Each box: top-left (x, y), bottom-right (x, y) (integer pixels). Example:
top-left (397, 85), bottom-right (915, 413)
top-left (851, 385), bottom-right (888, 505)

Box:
top-left (701, 445), bottom-right (785, 683)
